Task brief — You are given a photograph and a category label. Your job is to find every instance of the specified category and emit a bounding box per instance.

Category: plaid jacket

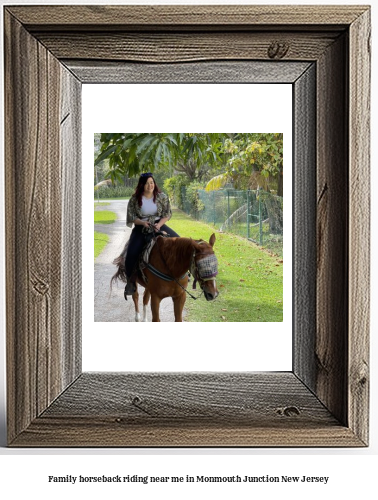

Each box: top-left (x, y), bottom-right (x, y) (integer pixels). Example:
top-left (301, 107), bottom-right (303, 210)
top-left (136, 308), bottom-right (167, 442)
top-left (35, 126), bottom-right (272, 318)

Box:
top-left (126, 192), bottom-right (172, 231)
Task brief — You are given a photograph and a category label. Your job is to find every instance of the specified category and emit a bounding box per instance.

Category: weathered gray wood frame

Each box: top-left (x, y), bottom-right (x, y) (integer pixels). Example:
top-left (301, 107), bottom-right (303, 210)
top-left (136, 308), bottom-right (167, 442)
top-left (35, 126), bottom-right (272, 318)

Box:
top-left (4, 5), bottom-right (370, 447)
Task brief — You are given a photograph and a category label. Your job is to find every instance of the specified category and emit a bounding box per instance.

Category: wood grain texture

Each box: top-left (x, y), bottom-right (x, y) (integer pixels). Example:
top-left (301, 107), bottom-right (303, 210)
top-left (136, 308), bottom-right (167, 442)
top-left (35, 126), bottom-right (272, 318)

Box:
top-left (4, 4), bottom-right (370, 447)
top-left (65, 60), bottom-right (311, 84)
top-left (41, 373), bottom-right (334, 422)
top-left (60, 68), bottom-right (82, 389)
top-left (5, 12), bottom-right (63, 442)
top-left (7, 5), bottom-right (367, 30)
top-left (11, 418), bottom-right (363, 448)
top-left (348, 9), bottom-right (371, 445)
top-left (4, 10), bottom-right (81, 444)
top-left (316, 34), bottom-right (349, 426)
top-left (293, 64), bottom-right (316, 389)
top-left (37, 32), bottom-right (339, 63)
top-left (11, 373), bottom-right (363, 447)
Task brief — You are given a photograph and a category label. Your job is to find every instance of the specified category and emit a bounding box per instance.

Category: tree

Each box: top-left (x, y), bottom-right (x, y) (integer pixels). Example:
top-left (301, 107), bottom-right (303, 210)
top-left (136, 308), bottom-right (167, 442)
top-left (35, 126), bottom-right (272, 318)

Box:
top-left (94, 133), bottom-right (107, 187)
top-left (94, 133), bottom-right (228, 182)
top-left (205, 133), bottom-right (284, 196)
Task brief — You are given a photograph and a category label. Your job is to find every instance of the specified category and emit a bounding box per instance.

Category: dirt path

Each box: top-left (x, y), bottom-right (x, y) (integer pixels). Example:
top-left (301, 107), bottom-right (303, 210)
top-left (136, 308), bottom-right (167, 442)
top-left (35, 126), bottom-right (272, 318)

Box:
top-left (94, 199), bottom-right (182, 322)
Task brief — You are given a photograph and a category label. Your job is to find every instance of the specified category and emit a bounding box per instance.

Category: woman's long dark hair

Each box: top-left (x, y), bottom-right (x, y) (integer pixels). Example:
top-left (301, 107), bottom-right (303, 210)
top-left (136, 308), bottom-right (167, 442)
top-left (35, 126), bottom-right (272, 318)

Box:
top-left (134, 173), bottom-right (161, 207)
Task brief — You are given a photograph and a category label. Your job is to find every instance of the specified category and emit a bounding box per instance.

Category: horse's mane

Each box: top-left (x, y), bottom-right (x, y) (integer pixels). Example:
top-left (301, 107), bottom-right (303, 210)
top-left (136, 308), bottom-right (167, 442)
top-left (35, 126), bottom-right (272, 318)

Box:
top-left (156, 237), bottom-right (196, 271)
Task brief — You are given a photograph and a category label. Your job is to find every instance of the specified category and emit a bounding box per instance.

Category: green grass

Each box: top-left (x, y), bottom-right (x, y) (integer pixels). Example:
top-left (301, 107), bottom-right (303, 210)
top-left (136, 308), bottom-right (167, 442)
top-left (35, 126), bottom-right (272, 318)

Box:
top-left (94, 210), bottom-right (117, 224)
top-left (213, 221), bottom-right (283, 257)
top-left (94, 231), bottom-right (109, 259)
top-left (94, 205), bottom-right (116, 260)
top-left (168, 209), bottom-right (283, 322)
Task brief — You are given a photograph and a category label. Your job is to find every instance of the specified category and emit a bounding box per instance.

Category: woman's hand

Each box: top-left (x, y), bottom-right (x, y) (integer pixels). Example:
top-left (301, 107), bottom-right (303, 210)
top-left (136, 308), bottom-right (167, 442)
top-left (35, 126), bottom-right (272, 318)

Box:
top-left (154, 224), bottom-right (167, 235)
top-left (134, 219), bottom-right (150, 228)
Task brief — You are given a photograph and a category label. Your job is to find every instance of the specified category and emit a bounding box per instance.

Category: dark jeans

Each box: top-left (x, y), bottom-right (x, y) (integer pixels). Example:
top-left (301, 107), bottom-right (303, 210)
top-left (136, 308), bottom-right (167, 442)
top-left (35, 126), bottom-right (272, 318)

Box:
top-left (125, 224), bottom-right (179, 278)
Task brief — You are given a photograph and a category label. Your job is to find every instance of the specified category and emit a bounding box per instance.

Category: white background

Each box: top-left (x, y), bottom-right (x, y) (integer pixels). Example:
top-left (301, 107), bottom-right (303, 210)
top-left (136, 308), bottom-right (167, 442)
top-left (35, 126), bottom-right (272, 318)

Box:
top-left (83, 83), bottom-right (292, 372)
top-left (0, 0), bottom-right (377, 498)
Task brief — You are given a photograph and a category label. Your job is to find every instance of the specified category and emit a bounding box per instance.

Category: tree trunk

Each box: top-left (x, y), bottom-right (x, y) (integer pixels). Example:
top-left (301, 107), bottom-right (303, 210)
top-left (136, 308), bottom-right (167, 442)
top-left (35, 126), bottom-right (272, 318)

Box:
top-left (277, 170), bottom-right (283, 197)
top-left (265, 194), bottom-right (283, 235)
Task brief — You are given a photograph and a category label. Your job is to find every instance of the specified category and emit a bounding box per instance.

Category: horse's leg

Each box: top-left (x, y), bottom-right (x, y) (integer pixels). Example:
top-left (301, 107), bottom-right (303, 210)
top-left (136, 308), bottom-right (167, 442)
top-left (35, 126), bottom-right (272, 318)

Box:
top-left (172, 291), bottom-right (186, 322)
top-left (132, 289), bottom-right (140, 322)
top-left (150, 294), bottom-right (161, 322)
top-left (142, 289), bottom-right (150, 322)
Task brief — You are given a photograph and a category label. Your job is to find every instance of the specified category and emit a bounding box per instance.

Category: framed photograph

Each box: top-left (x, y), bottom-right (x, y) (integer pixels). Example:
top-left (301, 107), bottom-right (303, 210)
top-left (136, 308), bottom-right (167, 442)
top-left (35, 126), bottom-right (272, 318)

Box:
top-left (4, 5), bottom-right (370, 447)
top-left (87, 88), bottom-right (292, 371)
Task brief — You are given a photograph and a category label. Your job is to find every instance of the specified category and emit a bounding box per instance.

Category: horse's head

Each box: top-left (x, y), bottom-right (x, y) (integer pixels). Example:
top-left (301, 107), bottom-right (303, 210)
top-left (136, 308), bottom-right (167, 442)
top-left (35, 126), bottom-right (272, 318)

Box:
top-left (192, 233), bottom-right (219, 301)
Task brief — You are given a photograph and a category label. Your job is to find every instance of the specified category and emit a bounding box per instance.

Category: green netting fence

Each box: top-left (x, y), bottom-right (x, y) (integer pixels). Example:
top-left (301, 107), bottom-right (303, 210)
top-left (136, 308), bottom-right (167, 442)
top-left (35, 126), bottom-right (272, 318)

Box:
top-left (176, 188), bottom-right (283, 256)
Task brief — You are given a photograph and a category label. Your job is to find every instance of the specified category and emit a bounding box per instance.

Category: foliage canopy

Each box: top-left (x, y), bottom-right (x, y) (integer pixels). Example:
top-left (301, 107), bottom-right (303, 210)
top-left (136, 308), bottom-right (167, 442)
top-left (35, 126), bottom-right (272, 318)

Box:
top-left (95, 133), bottom-right (284, 194)
top-left (95, 133), bottom-right (227, 183)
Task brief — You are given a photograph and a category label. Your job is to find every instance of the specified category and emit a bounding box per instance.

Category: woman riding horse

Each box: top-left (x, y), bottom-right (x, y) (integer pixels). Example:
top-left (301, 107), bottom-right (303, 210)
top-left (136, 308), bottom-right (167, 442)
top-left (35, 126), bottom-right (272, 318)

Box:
top-left (112, 232), bottom-right (219, 322)
top-left (124, 173), bottom-right (179, 295)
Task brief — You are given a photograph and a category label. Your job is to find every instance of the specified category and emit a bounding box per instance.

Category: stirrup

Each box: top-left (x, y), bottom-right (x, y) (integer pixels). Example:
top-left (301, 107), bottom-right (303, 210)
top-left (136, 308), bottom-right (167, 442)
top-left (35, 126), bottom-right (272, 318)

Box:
top-left (124, 281), bottom-right (136, 300)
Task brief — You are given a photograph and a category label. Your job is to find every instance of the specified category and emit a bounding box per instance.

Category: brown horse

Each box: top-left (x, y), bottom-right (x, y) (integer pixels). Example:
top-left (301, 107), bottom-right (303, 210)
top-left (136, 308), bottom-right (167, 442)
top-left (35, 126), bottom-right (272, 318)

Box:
top-left (113, 234), bottom-right (219, 322)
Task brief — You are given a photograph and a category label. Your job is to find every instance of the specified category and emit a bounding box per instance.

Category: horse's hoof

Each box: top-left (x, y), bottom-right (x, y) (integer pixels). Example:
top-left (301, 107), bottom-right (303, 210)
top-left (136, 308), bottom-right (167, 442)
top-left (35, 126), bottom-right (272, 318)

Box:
top-left (135, 314), bottom-right (141, 322)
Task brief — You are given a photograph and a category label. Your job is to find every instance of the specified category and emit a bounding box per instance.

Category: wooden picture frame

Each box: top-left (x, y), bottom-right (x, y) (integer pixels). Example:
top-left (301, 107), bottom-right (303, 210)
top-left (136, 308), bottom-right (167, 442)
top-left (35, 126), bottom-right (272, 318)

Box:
top-left (4, 5), bottom-right (370, 447)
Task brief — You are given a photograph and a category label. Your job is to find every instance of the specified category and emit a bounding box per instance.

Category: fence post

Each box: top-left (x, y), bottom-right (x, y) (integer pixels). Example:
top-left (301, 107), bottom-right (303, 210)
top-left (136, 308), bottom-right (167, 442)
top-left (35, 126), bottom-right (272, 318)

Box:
top-left (181, 186), bottom-right (185, 212)
top-left (227, 190), bottom-right (230, 224)
top-left (247, 190), bottom-right (250, 239)
top-left (95, 165), bottom-right (99, 203)
top-left (258, 189), bottom-right (263, 246)
top-left (213, 190), bottom-right (216, 225)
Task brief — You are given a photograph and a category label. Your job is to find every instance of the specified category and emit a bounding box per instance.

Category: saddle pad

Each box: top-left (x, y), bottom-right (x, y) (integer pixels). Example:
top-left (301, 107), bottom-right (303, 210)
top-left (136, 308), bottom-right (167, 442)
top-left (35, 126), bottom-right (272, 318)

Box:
top-left (139, 238), bottom-right (156, 269)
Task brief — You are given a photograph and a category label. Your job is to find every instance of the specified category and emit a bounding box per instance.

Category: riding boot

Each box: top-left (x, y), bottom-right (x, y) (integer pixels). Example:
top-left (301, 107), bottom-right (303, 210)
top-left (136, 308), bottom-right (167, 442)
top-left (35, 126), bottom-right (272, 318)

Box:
top-left (124, 275), bottom-right (137, 299)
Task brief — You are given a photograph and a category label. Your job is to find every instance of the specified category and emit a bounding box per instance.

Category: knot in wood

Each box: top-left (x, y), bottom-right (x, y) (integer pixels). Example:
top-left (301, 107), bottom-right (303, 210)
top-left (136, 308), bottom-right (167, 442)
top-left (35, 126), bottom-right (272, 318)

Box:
top-left (354, 361), bottom-right (368, 389)
top-left (277, 406), bottom-right (300, 417)
top-left (32, 279), bottom-right (49, 296)
top-left (131, 395), bottom-right (153, 416)
top-left (268, 42), bottom-right (289, 59)
top-left (132, 396), bottom-right (142, 406)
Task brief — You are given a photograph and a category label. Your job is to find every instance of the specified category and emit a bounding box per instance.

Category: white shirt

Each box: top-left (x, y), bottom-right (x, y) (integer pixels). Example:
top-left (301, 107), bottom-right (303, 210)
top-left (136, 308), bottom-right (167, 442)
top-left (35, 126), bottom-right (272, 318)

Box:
top-left (140, 196), bottom-right (158, 220)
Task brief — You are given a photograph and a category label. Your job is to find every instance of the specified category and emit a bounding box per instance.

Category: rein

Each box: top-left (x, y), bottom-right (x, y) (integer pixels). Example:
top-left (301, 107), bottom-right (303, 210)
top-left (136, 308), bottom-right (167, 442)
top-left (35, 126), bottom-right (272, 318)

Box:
top-left (145, 225), bottom-right (207, 300)
top-left (171, 271), bottom-right (204, 301)
top-left (153, 244), bottom-right (204, 301)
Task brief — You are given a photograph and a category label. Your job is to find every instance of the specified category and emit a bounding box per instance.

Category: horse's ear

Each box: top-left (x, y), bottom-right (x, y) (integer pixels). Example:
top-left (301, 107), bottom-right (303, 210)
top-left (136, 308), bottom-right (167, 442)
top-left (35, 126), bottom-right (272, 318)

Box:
top-left (209, 233), bottom-right (216, 247)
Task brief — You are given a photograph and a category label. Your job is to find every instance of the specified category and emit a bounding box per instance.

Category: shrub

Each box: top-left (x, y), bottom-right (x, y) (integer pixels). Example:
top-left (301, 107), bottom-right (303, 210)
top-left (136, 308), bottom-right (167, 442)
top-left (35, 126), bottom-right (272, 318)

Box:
top-left (185, 181), bottom-right (205, 216)
top-left (163, 175), bottom-right (189, 209)
top-left (94, 186), bottom-right (134, 199)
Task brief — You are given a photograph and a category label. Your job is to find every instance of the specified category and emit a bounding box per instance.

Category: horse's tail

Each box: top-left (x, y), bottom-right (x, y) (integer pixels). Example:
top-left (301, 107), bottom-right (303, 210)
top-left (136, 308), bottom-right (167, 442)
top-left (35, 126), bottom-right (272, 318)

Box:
top-left (110, 240), bottom-right (128, 290)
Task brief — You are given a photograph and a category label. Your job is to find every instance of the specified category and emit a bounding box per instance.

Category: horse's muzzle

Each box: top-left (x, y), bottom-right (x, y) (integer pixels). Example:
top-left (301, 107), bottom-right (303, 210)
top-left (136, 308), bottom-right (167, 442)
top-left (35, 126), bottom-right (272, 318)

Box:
top-left (204, 290), bottom-right (219, 301)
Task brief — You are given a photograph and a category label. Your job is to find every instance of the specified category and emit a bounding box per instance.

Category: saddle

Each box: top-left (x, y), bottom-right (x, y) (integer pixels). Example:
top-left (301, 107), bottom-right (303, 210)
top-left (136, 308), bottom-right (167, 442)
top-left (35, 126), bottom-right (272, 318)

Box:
top-left (138, 238), bottom-right (157, 273)
top-left (138, 233), bottom-right (188, 285)
top-left (137, 231), bottom-right (169, 284)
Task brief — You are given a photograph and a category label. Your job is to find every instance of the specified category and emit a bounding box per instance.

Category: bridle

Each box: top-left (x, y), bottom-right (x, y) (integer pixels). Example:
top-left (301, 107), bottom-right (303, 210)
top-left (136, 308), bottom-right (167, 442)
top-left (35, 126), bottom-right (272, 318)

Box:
top-left (190, 247), bottom-right (219, 292)
top-left (145, 227), bottom-right (218, 300)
